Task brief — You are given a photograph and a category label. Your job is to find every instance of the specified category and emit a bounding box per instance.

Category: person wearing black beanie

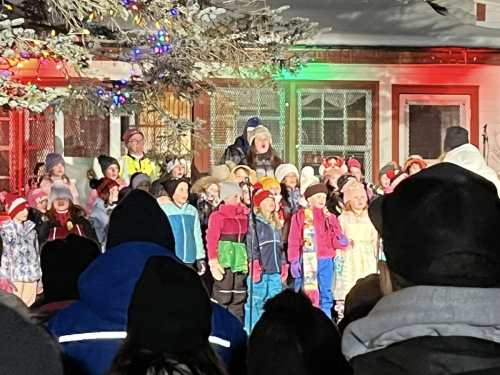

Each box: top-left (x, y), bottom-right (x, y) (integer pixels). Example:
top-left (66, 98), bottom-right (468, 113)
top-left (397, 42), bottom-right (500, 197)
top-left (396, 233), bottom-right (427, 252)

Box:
top-left (0, 302), bottom-right (65, 375)
top-left (343, 163), bottom-right (500, 374)
top-left (107, 189), bottom-right (176, 251)
top-left (108, 256), bottom-right (226, 375)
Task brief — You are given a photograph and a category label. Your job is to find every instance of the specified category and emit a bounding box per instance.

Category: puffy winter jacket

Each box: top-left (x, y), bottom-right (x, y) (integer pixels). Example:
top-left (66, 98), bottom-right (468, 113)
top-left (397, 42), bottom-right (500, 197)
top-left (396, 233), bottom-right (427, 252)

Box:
top-left (160, 202), bottom-right (204, 263)
top-left (246, 214), bottom-right (285, 274)
top-left (0, 220), bottom-right (41, 282)
top-left (288, 207), bottom-right (345, 261)
top-left (46, 241), bottom-right (247, 375)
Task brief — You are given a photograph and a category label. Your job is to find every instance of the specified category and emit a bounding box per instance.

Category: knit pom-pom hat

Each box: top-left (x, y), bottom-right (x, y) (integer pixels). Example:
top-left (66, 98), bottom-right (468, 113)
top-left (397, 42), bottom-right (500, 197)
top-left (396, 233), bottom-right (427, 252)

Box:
top-left (300, 166), bottom-right (328, 200)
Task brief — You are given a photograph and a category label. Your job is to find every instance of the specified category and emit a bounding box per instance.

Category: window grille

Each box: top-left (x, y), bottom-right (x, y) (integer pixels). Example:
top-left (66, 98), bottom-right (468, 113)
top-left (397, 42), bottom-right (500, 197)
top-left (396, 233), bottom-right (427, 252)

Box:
top-left (64, 113), bottom-right (109, 158)
top-left (209, 87), bottom-right (286, 166)
top-left (404, 100), bottom-right (466, 163)
top-left (297, 88), bottom-right (373, 181)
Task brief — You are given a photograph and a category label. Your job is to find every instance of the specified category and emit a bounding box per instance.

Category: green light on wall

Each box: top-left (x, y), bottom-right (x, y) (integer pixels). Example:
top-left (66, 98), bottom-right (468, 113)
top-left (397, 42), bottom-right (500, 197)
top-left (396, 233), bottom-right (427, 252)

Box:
top-left (274, 62), bottom-right (337, 81)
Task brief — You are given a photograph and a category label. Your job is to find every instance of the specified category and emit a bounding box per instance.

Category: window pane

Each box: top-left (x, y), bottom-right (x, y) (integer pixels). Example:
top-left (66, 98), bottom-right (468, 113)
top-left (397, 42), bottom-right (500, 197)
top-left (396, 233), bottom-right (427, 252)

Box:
top-left (301, 120), bottom-right (323, 145)
top-left (347, 95), bottom-right (366, 118)
top-left (409, 105), bottom-right (460, 159)
top-left (64, 114), bottom-right (110, 158)
top-left (301, 96), bottom-right (322, 119)
top-left (0, 151), bottom-right (9, 176)
top-left (348, 120), bottom-right (366, 145)
top-left (0, 120), bottom-right (8, 147)
top-left (324, 95), bottom-right (343, 118)
top-left (324, 120), bottom-right (344, 145)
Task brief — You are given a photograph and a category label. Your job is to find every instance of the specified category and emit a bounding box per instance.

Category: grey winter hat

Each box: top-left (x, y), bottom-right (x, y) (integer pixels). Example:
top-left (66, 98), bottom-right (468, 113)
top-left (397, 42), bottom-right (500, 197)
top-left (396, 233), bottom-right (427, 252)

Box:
top-left (45, 153), bottom-right (65, 173)
top-left (49, 185), bottom-right (73, 206)
top-left (219, 181), bottom-right (242, 202)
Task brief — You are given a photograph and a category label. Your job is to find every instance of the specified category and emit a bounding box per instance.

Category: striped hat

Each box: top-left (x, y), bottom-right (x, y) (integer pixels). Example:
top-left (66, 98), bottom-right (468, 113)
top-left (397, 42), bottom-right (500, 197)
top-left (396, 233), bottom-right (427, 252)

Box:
top-left (9, 197), bottom-right (28, 219)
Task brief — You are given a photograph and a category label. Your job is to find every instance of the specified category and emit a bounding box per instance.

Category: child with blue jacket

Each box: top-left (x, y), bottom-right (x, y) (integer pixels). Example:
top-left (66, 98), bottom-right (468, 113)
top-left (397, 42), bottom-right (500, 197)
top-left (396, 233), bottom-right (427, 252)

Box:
top-left (160, 178), bottom-right (206, 274)
top-left (244, 189), bottom-right (288, 331)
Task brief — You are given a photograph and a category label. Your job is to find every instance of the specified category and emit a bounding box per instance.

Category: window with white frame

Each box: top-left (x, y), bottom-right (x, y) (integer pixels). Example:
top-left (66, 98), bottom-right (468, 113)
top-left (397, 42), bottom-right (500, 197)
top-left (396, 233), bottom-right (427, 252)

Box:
top-left (297, 88), bottom-right (373, 181)
top-left (399, 95), bottom-right (470, 165)
top-left (210, 87), bottom-right (286, 165)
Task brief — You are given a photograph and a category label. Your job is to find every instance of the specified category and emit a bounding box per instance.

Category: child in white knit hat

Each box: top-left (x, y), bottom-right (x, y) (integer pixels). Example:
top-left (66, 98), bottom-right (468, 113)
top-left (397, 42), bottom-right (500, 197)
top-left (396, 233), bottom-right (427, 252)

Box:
top-left (0, 197), bottom-right (41, 306)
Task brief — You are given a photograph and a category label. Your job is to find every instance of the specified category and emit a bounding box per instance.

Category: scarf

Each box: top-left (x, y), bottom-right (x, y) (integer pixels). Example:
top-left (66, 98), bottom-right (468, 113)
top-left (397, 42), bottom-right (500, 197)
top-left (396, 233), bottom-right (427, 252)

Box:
top-left (256, 151), bottom-right (274, 178)
top-left (342, 286), bottom-right (500, 360)
top-left (302, 207), bottom-right (331, 307)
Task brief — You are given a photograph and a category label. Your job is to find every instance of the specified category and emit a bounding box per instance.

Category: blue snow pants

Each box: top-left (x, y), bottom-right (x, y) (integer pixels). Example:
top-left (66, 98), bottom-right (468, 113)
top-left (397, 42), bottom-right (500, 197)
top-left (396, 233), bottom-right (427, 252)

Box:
top-left (295, 257), bottom-right (334, 318)
top-left (244, 273), bottom-right (282, 331)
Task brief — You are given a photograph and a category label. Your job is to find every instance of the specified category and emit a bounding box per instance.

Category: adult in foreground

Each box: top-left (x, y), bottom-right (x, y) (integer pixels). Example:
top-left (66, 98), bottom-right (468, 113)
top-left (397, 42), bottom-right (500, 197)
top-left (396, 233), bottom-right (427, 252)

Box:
top-left (47, 190), bottom-right (247, 375)
top-left (343, 163), bottom-right (500, 374)
top-left (107, 256), bottom-right (227, 375)
top-left (247, 289), bottom-right (352, 375)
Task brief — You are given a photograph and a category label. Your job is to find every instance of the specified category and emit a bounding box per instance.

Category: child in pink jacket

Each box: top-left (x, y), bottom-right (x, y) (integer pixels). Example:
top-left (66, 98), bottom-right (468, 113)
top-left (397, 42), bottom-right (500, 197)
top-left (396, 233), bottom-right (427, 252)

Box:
top-left (288, 167), bottom-right (348, 318)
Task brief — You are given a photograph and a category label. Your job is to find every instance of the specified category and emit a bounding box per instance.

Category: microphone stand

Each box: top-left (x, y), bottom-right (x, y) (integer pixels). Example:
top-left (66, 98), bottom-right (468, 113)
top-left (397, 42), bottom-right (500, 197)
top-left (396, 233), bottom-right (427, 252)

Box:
top-left (243, 177), bottom-right (259, 334)
top-left (483, 124), bottom-right (489, 163)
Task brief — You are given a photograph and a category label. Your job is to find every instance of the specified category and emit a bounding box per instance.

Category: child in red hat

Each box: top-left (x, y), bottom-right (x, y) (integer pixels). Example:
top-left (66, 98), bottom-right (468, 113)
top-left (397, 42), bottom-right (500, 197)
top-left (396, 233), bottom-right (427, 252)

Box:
top-left (245, 189), bottom-right (288, 331)
top-left (0, 197), bottom-right (41, 306)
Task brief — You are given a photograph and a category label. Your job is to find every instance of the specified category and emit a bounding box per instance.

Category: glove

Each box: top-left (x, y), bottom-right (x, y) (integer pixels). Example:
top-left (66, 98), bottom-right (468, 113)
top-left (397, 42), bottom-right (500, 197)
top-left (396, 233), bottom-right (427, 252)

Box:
top-left (0, 278), bottom-right (16, 294)
top-left (280, 264), bottom-right (289, 283)
top-left (290, 260), bottom-right (302, 279)
top-left (249, 259), bottom-right (262, 284)
top-left (196, 259), bottom-right (207, 276)
top-left (334, 255), bottom-right (344, 276)
top-left (208, 259), bottom-right (225, 281)
top-left (338, 235), bottom-right (349, 248)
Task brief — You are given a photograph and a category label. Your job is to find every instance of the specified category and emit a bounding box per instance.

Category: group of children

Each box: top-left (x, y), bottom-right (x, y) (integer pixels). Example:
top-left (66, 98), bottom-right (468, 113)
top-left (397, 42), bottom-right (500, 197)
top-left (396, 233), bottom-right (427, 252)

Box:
top-left (0, 121), bottom-right (429, 330)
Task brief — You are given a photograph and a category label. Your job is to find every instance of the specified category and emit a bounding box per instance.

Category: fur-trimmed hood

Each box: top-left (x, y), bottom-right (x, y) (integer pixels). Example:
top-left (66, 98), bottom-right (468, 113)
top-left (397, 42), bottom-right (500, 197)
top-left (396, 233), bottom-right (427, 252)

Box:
top-left (191, 176), bottom-right (221, 195)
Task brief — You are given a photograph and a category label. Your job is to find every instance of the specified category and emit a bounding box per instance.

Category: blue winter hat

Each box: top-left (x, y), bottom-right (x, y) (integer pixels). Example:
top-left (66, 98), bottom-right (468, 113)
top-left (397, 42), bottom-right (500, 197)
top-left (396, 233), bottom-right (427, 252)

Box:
top-left (45, 153), bottom-right (65, 173)
top-left (243, 117), bottom-right (260, 148)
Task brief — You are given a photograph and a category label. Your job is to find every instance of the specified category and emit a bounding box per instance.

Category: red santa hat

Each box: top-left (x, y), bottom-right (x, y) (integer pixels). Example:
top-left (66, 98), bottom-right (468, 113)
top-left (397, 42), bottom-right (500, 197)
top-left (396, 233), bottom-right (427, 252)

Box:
top-left (9, 197), bottom-right (28, 219)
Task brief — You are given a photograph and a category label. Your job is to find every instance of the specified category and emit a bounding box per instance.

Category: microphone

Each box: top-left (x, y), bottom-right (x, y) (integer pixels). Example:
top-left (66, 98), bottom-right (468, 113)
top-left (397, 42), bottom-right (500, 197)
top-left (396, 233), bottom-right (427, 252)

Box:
top-left (483, 124), bottom-right (489, 141)
top-left (243, 176), bottom-right (252, 187)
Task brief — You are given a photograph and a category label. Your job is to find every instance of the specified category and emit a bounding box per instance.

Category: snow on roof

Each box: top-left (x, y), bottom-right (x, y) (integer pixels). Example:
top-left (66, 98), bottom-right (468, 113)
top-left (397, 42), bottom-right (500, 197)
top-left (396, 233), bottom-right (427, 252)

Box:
top-left (267, 0), bottom-right (500, 48)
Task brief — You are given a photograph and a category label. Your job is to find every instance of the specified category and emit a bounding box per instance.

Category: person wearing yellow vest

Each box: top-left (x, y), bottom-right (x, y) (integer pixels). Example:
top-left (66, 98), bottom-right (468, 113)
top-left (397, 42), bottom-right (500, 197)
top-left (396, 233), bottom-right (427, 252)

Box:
top-left (118, 128), bottom-right (156, 184)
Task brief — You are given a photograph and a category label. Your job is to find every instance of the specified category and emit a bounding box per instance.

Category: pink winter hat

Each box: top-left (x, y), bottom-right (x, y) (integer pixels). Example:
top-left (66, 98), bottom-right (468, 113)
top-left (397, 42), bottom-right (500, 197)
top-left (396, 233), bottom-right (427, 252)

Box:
top-left (342, 180), bottom-right (367, 204)
top-left (347, 158), bottom-right (362, 170)
top-left (27, 188), bottom-right (48, 208)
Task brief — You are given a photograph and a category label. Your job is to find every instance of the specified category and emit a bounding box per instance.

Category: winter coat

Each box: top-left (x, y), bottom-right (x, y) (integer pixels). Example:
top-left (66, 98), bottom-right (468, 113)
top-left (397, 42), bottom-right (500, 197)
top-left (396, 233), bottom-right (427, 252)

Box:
top-left (288, 207), bottom-right (345, 261)
top-left (220, 136), bottom-right (248, 166)
top-left (118, 154), bottom-right (156, 184)
top-left (160, 202), bottom-right (205, 263)
top-left (47, 212), bottom-right (98, 244)
top-left (0, 220), bottom-right (41, 282)
top-left (206, 204), bottom-right (250, 272)
top-left (444, 143), bottom-right (500, 198)
top-left (284, 187), bottom-right (301, 216)
top-left (85, 180), bottom-right (127, 216)
top-left (89, 198), bottom-right (115, 249)
top-left (46, 241), bottom-right (247, 375)
top-left (29, 208), bottom-right (56, 246)
top-left (246, 214), bottom-right (285, 274)
top-left (343, 286), bottom-right (500, 375)
top-left (40, 176), bottom-right (79, 207)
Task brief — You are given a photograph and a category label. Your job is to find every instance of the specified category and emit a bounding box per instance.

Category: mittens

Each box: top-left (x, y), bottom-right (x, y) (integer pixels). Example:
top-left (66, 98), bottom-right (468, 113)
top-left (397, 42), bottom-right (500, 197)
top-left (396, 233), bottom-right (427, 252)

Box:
top-left (290, 259), bottom-right (302, 279)
top-left (208, 259), bottom-right (225, 281)
top-left (196, 259), bottom-right (207, 276)
top-left (338, 235), bottom-right (349, 248)
top-left (249, 259), bottom-right (262, 284)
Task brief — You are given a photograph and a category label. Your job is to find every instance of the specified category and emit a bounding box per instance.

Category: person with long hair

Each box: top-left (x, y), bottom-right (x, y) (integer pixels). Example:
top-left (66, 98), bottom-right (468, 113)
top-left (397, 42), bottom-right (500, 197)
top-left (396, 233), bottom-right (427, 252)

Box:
top-left (244, 189), bottom-right (286, 331)
top-left (107, 256), bottom-right (228, 375)
top-left (246, 125), bottom-right (282, 179)
top-left (40, 153), bottom-right (79, 208)
top-left (46, 185), bottom-right (97, 243)
top-left (333, 180), bottom-right (378, 319)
